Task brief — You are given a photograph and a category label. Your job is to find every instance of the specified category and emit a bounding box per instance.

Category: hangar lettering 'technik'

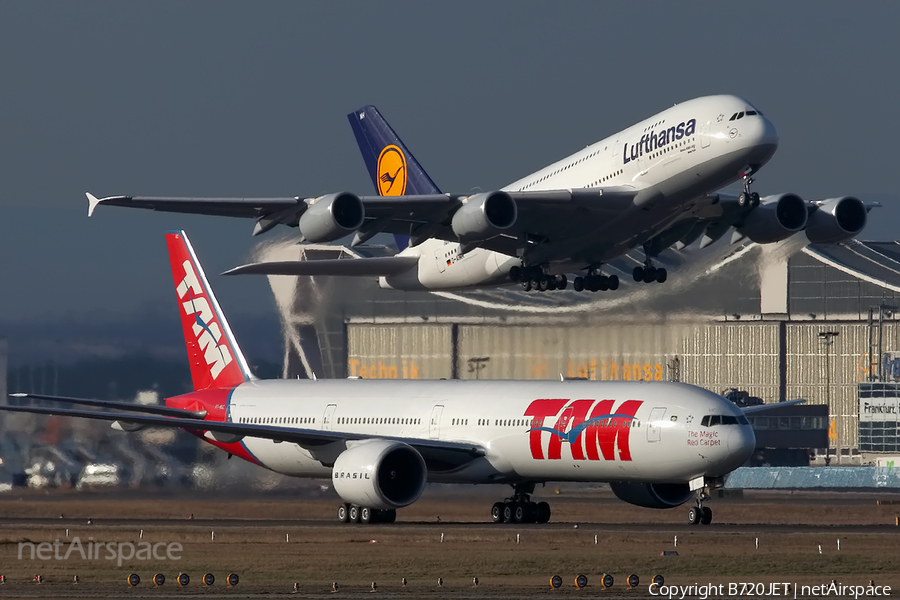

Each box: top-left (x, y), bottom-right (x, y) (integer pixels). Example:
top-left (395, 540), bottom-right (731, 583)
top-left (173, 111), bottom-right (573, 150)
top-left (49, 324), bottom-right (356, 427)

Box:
top-left (258, 235), bottom-right (900, 461)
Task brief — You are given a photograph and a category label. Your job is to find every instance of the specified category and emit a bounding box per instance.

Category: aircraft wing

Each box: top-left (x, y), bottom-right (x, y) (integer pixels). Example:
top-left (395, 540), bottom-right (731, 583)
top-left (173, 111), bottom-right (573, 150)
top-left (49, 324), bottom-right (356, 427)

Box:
top-left (0, 398), bottom-right (484, 471)
top-left (223, 255), bottom-right (418, 277)
top-left (741, 398), bottom-right (806, 413)
top-left (87, 187), bottom-right (638, 251)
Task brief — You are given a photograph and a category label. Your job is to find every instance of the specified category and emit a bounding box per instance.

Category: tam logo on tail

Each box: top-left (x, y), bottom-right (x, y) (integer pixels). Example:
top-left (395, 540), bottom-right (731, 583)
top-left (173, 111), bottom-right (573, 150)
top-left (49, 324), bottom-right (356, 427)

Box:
top-left (175, 259), bottom-right (233, 380)
top-left (166, 231), bottom-right (251, 391)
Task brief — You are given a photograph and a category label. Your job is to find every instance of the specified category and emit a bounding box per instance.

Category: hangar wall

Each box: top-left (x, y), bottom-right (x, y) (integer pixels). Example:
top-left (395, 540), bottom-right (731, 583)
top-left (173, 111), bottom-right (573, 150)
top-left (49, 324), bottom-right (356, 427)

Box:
top-left (347, 321), bottom-right (898, 450)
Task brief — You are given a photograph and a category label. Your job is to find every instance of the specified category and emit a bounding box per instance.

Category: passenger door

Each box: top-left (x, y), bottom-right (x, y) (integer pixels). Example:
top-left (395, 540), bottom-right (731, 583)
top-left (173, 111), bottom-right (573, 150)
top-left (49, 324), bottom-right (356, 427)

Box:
top-left (648, 407), bottom-right (666, 442)
top-left (322, 404), bottom-right (337, 431)
top-left (429, 405), bottom-right (444, 439)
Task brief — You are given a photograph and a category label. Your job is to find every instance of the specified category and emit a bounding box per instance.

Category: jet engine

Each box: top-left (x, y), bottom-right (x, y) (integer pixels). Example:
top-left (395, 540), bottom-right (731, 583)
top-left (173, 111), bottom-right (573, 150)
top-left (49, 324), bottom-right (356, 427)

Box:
top-left (331, 439), bottom-right (427, 510)
top-left (451, 191), bottom-right (517, 242)
top-left (609, 482), bottom-right (694, 509)
top-left (804, 196), bottom-right (867, 243)
top-left (298, 192), bottom-right (365, 243)
top-left (736, 193), bottom-right (808, 244)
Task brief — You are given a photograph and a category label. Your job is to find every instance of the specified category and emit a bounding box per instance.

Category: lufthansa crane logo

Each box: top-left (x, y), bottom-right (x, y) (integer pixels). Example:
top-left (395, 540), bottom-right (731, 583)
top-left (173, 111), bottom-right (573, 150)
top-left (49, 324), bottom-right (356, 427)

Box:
top-left (376, 145), bottom-right (407, 196)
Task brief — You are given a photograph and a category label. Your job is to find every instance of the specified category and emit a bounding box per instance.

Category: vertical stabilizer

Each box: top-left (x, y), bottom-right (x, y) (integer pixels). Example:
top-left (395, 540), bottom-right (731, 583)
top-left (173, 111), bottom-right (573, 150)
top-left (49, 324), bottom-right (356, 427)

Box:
top-left (165, 231), bottom-right (253, 390)
top-left (348, 105), bottom-right (444, 251)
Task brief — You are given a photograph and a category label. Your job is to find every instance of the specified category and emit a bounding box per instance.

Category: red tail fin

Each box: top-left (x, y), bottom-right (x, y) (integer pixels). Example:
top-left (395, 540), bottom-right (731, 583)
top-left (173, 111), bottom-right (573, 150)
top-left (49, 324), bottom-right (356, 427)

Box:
top-left (165, 231), bottom-right (253, 390)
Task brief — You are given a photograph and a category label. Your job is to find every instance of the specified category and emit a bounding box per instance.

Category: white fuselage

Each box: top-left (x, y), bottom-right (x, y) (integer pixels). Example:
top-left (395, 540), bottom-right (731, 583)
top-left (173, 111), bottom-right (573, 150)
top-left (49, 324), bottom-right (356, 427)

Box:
top-left (379, 95), bottom-right (778, 290)
top-left (189, 379), bottom-right (755, 485)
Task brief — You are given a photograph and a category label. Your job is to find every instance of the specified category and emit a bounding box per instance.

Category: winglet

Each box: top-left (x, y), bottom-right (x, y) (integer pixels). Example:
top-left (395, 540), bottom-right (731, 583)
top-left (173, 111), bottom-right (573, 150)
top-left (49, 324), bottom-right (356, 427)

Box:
top-left (86, 192), bottom-right (103, 217)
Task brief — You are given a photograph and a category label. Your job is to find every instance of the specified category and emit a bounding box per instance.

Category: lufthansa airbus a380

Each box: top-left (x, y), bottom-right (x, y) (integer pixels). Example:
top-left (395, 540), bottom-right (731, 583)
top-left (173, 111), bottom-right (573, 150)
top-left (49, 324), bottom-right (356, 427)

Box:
top-left (86, 95), bottom-right (873, 293)
top-left (1, 231), bottom-right (778, 526)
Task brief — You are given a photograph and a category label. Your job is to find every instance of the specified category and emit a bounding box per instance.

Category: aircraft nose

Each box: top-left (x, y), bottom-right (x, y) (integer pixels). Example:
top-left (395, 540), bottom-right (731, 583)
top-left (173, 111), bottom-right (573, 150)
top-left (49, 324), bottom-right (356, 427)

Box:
top-left (760, 115), bottom-right (779, 147)
top-left (727, 425), bottom-right (756, 465)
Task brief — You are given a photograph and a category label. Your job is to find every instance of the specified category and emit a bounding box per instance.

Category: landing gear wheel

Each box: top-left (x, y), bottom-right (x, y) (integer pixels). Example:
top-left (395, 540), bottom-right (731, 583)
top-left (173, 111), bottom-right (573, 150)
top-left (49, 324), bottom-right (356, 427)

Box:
top-left (536, 501), bottom-right (551, 523)
top-left (700, 506), bottom-right (712, 525)
top-left (384, 509), bottom-right (397, 523)
top-left (633, 266), bottom-right (644, 282)
top-left (546, 277), bottom-right (557, 291)
top-left (738, 192), bottom-right (750, 208)
top-left (688, 506), bottom-right (701, 525)
top-left (360, 507), bottom-right (372, 524)
top-left (555, 274), bottom-right (568, 290)
top-left (643, 267), bottom-right (657, 284)
top-left (573, 276), bottom-right (584, 292)
top-left (513, 503), bottom-right (526, 524)
top-left (750, 192), bottom-right (760, 207)
top-left (502, 503), bottom-right (513, 523)
top-left (587, 276), bottom-right (599, 292)
top-left (337, 503), bottom-right (350, 523)
top-left (608, 274), bottom-right (620, 290)
top-left (656, 268), bottom-right (667, 284)
top-left (491, 502), bottom-right (504, 523)
top-left (522, 280), bottom-right (532, 292)
top-left (348, 505), bottom-right (360, 523)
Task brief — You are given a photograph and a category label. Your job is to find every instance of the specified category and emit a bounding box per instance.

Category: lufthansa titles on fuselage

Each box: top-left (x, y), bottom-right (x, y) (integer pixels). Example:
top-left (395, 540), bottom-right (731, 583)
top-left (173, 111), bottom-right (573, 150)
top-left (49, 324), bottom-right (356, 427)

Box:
top-left (623, 119), bottom-right (697, 165)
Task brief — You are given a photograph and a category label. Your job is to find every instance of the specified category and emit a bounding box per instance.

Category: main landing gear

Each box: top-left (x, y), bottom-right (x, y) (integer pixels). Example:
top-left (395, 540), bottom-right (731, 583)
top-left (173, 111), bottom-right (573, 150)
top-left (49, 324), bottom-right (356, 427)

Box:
top-left (509, 266), bottom-right (567, 292)
top-left (491, 483), bottom-right (551, 524)
top-left (336, 503), bottom-right (396, 525)
top-left (632, 263), bottom-right (667, 284)
top-left (633, 244), bottom-right (667, 284)
top-left (573, 267), bottom-right (619, 293)
top-left (687, 488), bottom-right (712, 525)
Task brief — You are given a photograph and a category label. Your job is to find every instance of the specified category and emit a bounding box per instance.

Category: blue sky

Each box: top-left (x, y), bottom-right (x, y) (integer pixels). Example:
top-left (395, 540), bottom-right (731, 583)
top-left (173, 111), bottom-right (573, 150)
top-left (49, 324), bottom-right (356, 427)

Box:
top-left (1, 1), bottom-right (898, 320)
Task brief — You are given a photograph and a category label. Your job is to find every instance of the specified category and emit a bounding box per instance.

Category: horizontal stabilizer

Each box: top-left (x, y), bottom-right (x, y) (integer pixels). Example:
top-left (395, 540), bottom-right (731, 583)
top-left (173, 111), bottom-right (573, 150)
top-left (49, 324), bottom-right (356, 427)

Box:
top-left (9, 393), bottom-right (206, 418)
top-left (223, 256), bottom-right (419, 277)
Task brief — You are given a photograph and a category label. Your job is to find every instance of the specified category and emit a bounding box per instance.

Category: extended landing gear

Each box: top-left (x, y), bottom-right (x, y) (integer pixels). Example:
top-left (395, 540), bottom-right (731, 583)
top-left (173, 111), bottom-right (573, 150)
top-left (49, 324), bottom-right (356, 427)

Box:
top-left (509, 266), bottom-right (567, 293)
top-left (491, 483), bottom-right (551, 524)
top-left (632, 264), bottom-right (667, 284)
top-left (737, 169), bottom-right (761, 209)
top-left (573, 267), bottom-right (619, 293)
top-left (337, 503), bottom-right (397, 525)
top-left (634, 243), bottom-right (667, 284)
top-left (687, 489), bottom-right (712, 525)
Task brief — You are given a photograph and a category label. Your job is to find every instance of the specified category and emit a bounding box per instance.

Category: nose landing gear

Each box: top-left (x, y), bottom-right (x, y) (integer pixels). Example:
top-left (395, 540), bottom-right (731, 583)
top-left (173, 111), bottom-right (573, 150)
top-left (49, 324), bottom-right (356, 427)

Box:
top-left (687, 488), bottom-right (712, 525)
top-left (737, 168), bottom-right (760, 209)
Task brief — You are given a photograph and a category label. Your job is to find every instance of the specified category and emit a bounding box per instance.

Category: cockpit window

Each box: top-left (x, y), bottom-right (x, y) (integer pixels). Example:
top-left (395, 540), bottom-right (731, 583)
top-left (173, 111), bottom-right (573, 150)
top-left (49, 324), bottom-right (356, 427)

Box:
top-left (746, 110), bottom-right (758, 116)
top-left (729, 113), bottom-right (738, 121)
top-left (736, 112), bottom-right (744, 120)
top-left (701, 414), bottom-right (746, 427)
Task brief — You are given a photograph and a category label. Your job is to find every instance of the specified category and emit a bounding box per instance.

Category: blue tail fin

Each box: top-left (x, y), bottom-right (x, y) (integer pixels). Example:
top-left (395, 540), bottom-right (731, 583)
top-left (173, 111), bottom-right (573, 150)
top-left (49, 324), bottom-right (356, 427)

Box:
top-left (348, 106), bottom-right (443, 251)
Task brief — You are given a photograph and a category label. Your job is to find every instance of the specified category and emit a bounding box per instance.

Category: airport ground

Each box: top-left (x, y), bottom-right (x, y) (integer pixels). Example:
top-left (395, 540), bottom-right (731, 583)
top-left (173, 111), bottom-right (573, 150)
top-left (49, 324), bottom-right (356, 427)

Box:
top-left (0, 486), bottom-right (898, 599)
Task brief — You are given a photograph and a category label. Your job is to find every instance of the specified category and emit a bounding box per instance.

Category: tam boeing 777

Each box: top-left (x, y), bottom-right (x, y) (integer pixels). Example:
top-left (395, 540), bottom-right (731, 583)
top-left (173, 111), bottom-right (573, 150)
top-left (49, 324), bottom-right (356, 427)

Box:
top-left (86, 95), bottom-right (873, 292)
top-left (4, 231), bottom-right (776, 525)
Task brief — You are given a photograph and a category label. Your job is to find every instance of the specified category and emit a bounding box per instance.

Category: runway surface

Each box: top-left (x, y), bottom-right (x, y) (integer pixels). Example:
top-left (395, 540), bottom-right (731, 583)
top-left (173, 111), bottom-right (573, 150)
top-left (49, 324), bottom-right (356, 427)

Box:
top-left (0, 491), bottom-right (898, 599)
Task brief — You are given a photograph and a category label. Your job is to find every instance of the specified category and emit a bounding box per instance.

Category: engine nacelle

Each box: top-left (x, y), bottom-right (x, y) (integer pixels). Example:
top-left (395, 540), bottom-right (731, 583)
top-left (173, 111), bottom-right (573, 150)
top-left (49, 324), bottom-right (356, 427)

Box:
top-left (451, 191), bottom-right (517, 243)
top-left (609, 482), bottom-right (694, 509)
top-left (298, 192), bottom-right (365, 243)
top-left (736, 193), bottom-right (807, 244)
top-left (804, 196), bottom-right (867, 243)
top-left (331, 439), bottom-right (427, 510)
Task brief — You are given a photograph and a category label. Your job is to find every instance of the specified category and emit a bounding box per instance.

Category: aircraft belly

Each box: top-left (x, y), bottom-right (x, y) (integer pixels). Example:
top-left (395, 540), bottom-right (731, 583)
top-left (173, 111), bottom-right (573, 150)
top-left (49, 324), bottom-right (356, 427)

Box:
top-left (242, 437), bottom-right (331, 477)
